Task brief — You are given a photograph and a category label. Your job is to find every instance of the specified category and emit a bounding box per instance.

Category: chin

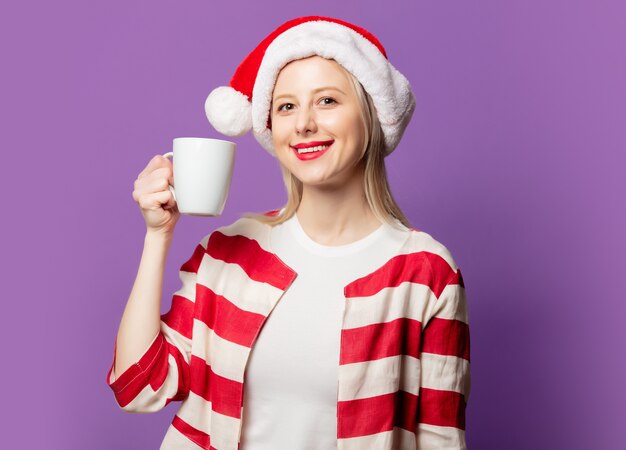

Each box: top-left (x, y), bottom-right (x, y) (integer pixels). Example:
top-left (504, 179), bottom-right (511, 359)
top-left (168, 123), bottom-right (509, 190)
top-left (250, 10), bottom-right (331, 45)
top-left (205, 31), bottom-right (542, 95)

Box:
top-left (299, 174), bottom-right (346, 190)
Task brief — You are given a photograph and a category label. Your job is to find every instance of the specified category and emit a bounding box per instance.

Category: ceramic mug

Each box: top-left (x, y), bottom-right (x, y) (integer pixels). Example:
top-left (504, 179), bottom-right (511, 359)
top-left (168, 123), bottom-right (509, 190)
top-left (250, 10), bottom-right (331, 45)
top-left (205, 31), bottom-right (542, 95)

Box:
top-left (163, 137), bottom-right (236, 216)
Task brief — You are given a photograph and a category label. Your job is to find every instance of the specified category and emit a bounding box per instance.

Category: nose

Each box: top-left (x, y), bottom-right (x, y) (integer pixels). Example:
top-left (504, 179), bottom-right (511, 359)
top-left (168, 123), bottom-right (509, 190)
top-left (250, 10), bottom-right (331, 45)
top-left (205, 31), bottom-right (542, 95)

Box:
top-left (295, 105), bottom-right (317, 135)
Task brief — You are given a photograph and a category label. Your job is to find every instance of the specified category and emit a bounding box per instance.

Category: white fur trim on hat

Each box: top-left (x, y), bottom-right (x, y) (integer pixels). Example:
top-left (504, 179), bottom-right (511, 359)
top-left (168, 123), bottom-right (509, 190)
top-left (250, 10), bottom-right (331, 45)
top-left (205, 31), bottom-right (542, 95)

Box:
top-left (205, 86), bottom-right (252, 137)
top-left (251, 20), bottom-right (415, 157)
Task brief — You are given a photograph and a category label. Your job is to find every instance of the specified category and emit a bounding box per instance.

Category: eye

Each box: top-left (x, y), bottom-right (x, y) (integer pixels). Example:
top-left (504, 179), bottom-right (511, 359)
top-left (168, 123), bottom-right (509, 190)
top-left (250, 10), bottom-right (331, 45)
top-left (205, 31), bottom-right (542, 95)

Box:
top-left (277, 103), bottom-right (294, 112)
top-left (320, 97), bottom-right (337, 105)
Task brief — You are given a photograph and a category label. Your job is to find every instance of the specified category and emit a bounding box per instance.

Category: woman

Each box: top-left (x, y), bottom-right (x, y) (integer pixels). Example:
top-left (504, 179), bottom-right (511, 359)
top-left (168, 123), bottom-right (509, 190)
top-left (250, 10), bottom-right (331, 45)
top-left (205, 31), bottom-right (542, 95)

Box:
top-left (106, 16), bottom-right (470, 450)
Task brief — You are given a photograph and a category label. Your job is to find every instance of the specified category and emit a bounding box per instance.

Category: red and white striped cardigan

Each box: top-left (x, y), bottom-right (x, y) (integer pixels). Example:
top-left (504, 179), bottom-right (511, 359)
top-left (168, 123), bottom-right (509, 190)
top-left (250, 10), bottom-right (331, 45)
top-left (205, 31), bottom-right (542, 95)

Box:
top-left (106, 215), bottom-right (471, 449)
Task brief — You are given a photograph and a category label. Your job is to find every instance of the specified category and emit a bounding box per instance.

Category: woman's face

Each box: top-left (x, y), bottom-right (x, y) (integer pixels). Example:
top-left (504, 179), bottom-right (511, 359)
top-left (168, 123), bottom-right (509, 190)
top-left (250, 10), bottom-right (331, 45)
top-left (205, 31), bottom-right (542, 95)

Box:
top-left (270, 56), bottom-right (366, 189)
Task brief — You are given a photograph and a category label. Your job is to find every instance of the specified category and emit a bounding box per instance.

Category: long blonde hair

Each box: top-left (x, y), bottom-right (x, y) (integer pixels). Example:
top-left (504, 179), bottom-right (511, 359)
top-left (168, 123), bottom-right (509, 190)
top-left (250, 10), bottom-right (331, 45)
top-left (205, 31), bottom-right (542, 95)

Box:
top-left (244, 63), bottom-right (411, 229)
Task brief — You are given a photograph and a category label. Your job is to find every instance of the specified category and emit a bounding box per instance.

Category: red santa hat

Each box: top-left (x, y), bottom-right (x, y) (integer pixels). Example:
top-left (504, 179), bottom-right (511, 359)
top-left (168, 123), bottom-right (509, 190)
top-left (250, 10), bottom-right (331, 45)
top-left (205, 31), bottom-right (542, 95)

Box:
top-left (204, 15), bottom-right (415, 157)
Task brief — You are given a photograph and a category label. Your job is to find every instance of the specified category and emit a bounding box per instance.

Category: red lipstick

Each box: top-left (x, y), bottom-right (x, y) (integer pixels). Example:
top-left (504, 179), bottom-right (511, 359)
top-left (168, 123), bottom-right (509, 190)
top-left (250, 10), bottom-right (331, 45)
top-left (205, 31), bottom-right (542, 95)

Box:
top-left (292, 140), bottom-right (334, 149)
top-left (291, 140), bottom-right (334, 161)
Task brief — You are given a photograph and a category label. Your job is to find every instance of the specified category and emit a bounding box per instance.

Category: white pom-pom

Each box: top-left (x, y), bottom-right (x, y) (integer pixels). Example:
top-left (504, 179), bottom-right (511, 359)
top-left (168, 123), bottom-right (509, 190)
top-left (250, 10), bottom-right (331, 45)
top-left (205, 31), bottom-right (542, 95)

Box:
top-left (204, 86), bottom-right (252, 136)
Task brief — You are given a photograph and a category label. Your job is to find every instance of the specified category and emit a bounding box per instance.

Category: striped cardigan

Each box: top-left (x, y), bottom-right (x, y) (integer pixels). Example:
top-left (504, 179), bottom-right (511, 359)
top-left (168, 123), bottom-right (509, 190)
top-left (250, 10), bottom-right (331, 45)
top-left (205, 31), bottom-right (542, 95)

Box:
top-left (106, 215), bottom-right (471, 449)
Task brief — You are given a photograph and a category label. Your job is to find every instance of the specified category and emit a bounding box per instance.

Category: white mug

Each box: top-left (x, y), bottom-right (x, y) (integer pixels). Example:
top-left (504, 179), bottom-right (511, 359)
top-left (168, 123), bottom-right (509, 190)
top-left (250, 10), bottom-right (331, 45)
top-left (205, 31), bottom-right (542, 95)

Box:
top-left (163, 137), bottom-right (236, 216)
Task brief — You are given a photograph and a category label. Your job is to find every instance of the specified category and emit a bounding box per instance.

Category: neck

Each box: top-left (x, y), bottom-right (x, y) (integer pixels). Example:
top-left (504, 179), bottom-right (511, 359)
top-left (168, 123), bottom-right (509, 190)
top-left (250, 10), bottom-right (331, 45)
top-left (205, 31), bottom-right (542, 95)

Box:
top-left (295, 164), bottom-right (382, 246)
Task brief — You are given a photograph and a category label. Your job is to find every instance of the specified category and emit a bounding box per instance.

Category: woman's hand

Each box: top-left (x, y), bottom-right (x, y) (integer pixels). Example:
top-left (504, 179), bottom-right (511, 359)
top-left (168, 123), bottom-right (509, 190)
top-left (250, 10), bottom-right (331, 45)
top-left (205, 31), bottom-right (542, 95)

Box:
top-left (132, 154), bottom-right (180, 235)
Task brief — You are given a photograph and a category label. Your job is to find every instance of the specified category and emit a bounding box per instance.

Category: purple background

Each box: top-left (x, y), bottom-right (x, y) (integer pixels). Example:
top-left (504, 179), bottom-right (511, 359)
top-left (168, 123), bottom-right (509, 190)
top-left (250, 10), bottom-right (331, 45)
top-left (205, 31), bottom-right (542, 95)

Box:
top-left (2, 1), bottom-right (624, 449)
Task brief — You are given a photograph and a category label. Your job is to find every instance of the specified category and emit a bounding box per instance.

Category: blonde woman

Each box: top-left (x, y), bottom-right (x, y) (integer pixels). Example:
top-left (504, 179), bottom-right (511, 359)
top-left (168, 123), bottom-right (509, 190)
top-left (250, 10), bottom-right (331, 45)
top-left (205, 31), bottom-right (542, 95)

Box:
top-left (106, 15), bottom-right (471, 450)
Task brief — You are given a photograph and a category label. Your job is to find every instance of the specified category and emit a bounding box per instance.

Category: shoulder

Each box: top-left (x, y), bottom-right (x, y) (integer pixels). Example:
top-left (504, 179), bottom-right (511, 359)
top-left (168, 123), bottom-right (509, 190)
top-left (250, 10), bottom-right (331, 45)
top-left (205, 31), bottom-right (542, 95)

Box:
top-left (402, 227), bottom-right (457, 263)
top-left (193, 212), bottom-right (295, 288)
top-left (197, 210), bottom-right (277, 252)
top-left (400, 228), bottom-right (462, 285)
top-left (217, 216), bottom-right (270, 238)
top-left (344, 226), bottom-right (463, 299)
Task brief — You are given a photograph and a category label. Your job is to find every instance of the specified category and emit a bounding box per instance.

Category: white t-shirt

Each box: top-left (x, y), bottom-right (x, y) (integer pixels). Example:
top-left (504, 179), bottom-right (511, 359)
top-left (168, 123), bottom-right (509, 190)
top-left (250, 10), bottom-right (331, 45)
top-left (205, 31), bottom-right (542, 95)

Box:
top-left (239, 213), bottom-right (409, 449)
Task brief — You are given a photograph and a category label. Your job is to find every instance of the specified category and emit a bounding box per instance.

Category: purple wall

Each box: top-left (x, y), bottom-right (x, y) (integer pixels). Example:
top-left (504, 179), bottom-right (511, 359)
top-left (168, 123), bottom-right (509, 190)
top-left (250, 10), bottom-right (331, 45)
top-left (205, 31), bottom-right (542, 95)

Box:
top-left (3, 1), bottom-right (624, 448)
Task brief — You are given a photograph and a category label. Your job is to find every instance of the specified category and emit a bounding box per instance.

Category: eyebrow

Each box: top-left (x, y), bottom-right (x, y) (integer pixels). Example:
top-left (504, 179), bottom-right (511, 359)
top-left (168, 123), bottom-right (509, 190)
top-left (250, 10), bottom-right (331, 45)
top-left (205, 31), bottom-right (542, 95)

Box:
top-left (273, 86), bottom-right (347, 103)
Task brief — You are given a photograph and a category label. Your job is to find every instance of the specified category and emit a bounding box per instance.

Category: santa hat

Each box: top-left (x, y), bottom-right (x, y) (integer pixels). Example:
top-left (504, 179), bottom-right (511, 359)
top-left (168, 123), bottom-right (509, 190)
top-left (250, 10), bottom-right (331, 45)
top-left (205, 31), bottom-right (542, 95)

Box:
top-left (204, 15), bottom-right (415, 157)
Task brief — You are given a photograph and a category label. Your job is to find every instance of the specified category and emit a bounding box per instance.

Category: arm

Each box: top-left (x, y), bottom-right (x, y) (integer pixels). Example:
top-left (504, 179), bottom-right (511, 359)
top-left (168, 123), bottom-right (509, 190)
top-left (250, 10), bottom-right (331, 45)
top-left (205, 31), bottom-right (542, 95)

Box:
top-left (416, 267), bottom-right (471, 449)
top-left (105, 232), bottom-right (207, 413)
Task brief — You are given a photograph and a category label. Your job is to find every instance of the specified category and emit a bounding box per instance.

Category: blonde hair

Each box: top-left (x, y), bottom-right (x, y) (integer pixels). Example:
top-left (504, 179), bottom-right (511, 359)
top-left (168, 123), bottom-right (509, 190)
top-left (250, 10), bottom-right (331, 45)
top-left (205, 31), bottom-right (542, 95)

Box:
top-left (244, 63), bottom-right (412, 229)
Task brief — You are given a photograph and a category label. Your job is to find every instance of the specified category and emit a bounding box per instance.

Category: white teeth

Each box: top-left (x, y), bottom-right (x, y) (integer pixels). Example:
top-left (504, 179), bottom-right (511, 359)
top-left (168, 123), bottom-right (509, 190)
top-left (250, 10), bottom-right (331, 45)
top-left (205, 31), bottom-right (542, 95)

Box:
top-left (296, 144), bottom-right (330, 153)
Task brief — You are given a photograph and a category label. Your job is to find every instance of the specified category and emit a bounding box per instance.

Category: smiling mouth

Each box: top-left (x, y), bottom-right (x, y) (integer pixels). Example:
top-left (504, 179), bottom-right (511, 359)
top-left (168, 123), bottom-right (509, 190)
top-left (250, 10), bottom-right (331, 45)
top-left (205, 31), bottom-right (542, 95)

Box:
top-left (291, 142), bottom-right (333, 161)
top-left (291, 139), bottom-right (335, 154)
top-left (294, 144), bottom-right (331, 154)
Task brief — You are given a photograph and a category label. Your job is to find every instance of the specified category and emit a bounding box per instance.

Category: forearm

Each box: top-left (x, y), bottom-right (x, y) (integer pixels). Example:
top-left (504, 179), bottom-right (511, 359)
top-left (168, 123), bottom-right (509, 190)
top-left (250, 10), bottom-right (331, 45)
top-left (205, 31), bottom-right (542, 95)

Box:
top-left (114, 231), bottom-right (173, 377)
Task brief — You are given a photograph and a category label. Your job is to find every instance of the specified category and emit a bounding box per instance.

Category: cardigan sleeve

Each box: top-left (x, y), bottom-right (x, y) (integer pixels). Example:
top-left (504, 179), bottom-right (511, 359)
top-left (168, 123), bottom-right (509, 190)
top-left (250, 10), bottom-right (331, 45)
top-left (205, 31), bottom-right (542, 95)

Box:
top-left (105, 236), bottom-right (207, 413)
top-left (416, 265), bottom-right (471, 449)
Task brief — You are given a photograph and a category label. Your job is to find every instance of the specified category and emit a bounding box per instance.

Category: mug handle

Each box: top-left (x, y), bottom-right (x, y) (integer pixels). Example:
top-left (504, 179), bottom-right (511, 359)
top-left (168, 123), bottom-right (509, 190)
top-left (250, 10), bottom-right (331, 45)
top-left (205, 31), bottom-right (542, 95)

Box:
top-left (162, 152), bottom-right (176, 202)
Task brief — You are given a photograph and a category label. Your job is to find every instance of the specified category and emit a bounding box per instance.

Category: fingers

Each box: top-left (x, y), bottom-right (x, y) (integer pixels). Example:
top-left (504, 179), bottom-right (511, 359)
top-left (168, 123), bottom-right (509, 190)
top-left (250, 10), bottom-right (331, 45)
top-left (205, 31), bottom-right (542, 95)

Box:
top-left (133, 155), bottom-right (180, 231)
top-left (138, 154), bottom-right (172, 180)
top-left (137, 190), bottom-right (175, 211)
top-left (134, 167), bottom-right (173, 192)
top-left (133, 166), bottom-right (174, 204)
